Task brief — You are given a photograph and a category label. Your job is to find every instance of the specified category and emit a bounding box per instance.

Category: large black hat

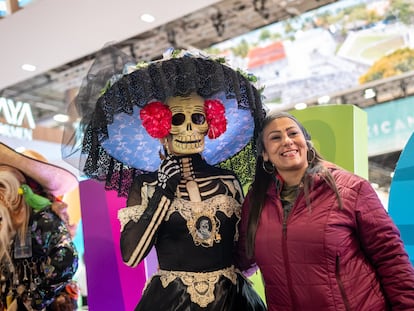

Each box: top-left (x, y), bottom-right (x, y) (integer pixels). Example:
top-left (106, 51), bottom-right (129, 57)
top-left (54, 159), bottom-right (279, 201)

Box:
top-left (62, 46), bottom-right (266, 197)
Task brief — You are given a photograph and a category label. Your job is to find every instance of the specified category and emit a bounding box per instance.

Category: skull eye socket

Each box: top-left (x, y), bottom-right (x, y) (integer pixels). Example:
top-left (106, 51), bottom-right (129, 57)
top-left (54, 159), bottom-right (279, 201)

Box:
top-left (192, 113), bottom-right (206, 125)
top-left (171, 113), bottom-right (206, 125)
top-left (172, 113), bottom-right (185, 126)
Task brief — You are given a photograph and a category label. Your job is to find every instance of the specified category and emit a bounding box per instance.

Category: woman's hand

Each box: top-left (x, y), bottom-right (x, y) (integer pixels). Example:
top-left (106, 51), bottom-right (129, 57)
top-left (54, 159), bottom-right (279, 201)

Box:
top-left (51, 200), bottom-right (77, 238)
top-left (51, 200), bottom-right (69, 224)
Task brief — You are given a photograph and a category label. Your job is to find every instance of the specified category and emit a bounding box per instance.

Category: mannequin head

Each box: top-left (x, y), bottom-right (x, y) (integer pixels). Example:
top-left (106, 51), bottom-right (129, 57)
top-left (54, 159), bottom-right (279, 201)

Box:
top-left (164, 93), bottom-right (209, 155)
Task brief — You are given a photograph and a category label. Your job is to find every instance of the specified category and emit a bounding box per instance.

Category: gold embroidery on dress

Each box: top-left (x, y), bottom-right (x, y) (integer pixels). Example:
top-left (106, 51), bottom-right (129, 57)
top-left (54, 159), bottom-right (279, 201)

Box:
top-left (156, 266), bottom-right (237, 307)
top-left (117, 204), bottom-right (146, 231)
top-left (118, 183), bottom-right (154, 231)
top-left (165, 195), bottom-right (241, 246)
top-left (189, 212), bottom-right (219, 247)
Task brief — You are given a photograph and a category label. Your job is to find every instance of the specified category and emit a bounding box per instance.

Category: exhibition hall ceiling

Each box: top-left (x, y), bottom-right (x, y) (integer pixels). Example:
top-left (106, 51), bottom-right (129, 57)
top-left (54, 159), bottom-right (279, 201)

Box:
top-left (0, 0), bottom-right (339, 126)
top-left (0, 0), bottom-right (405, 191)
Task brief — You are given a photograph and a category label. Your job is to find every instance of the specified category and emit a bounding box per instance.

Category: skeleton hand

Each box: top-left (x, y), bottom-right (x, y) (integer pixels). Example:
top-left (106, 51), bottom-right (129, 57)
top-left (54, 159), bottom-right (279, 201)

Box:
top-left (157, 155), bottom-right (181, 198)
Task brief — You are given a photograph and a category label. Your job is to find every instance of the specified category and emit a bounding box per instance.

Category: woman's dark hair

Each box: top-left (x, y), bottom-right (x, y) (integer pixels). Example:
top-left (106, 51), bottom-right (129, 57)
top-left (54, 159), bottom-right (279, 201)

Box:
top-left (245, 111), bottom-right (343, 258)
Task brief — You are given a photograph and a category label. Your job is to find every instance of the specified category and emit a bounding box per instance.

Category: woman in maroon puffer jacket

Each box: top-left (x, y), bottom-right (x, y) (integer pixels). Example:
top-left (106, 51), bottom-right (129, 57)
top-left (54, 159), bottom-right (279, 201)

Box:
top-left (236, 111), bottom-right (414, 311)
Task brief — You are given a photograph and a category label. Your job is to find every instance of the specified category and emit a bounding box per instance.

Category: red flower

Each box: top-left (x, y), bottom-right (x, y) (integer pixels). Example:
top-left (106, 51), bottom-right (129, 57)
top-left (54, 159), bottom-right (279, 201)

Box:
top-left (204, 99), bottom-right (227, 139)
top-left (140, 101), bottom-right (172, 138)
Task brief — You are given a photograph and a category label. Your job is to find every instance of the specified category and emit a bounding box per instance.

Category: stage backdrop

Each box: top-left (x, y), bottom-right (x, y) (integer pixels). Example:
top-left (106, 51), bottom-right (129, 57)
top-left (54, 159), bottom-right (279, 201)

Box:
top-left (290, 104), bottom-right (368, 178)
top-left (388, 132), bottom-right (414, 266)
top-left (79, 180), bottom-right (145, 311)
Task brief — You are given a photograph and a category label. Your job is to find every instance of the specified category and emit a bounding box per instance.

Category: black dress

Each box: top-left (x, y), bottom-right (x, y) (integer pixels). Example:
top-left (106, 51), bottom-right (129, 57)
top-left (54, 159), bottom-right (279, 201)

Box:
top-left (118, 154), bottom-right (266, 311)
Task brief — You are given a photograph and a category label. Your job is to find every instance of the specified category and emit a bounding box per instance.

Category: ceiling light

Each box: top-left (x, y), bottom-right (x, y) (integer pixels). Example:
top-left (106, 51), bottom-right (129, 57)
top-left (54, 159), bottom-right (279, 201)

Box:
top-left (294, 103), bottom-right (307, 110)
top-left (21, 64), bottom-right (36, 72)
top-left (317, 95), bottom-right (330, 105)
top-left (53, 114), bottom-right (69, 123)
top-left (364, 88), bottom-right (376, 99)
top-left (140, 14), bottom-right (155, 23)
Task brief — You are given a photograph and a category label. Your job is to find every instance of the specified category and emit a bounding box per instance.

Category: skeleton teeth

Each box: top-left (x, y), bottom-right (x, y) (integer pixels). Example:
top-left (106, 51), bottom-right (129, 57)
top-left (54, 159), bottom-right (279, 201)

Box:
top-left (171, 130), bottom-right (206, 153)
top-left (176, 134), bottom-right (203, 142)
top-left (173, 140), bottom-right (204, 152)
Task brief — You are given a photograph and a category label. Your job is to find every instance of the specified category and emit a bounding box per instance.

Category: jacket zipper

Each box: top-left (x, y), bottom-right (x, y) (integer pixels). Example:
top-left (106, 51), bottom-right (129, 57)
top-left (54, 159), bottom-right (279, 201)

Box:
top-left (336, 255), bottom-right (351, 311)
top-left (282, 203), bottom-right (297, 309)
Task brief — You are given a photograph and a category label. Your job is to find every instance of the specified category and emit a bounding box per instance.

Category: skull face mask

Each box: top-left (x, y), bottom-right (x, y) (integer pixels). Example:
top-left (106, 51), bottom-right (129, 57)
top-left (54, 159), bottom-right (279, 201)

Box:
top-left (167, 93), bottom-right (208, 155)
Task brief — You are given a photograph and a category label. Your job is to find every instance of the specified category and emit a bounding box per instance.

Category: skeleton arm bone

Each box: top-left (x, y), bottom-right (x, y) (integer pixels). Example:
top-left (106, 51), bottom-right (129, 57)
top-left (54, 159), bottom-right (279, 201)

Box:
top-left (119, 190), bottom-right (172, 267)
top-left (119, 157), bottom-right (181, 267)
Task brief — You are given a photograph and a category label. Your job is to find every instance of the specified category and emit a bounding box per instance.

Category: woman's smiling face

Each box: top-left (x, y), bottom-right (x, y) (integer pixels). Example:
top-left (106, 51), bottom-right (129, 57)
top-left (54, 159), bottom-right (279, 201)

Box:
top-left (262, 117), bottom-right (308, 176)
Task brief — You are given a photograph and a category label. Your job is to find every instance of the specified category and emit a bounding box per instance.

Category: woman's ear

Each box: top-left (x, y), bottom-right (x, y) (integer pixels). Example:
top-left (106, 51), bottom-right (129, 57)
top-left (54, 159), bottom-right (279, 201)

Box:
top-left (262, 151), bottom-right (269, 162)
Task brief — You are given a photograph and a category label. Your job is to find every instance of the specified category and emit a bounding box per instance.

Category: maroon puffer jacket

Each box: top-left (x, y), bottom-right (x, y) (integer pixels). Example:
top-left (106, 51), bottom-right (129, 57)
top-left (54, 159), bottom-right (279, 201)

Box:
top-left (237, 165), bottom-right (414, 311)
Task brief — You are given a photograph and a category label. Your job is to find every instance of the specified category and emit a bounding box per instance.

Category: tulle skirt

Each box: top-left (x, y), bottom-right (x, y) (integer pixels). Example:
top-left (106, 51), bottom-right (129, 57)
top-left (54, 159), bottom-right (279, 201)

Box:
top-left (135, 272), bottom-right (266, 311)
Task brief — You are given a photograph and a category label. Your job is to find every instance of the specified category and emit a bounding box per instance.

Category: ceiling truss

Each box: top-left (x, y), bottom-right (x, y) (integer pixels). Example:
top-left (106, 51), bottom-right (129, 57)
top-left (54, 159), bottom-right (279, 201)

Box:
top-left (0, 0), bottom-right (404, 191)
top-left (0, 0), bottom-right (339, 123)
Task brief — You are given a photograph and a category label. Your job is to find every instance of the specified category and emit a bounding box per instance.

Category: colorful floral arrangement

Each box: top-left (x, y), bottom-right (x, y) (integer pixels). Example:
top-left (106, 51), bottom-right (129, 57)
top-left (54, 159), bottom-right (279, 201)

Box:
top-left (139, 101), bottom-right (172, 138)
top-left (139, 98), bottom-right (226, 139)
top-left (204, 99), bottom-right (226, 139)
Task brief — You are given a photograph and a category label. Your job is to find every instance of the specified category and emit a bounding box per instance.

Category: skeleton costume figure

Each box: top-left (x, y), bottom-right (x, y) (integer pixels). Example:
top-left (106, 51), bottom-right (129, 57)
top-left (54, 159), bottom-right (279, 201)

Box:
top-left (62, 48), bottom-right (267, 310)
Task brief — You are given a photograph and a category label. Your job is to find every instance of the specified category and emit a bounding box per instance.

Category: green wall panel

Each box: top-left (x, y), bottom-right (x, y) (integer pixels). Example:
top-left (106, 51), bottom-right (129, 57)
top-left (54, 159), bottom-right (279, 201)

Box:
top-left (289, 104), bottom-right (368, 178)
